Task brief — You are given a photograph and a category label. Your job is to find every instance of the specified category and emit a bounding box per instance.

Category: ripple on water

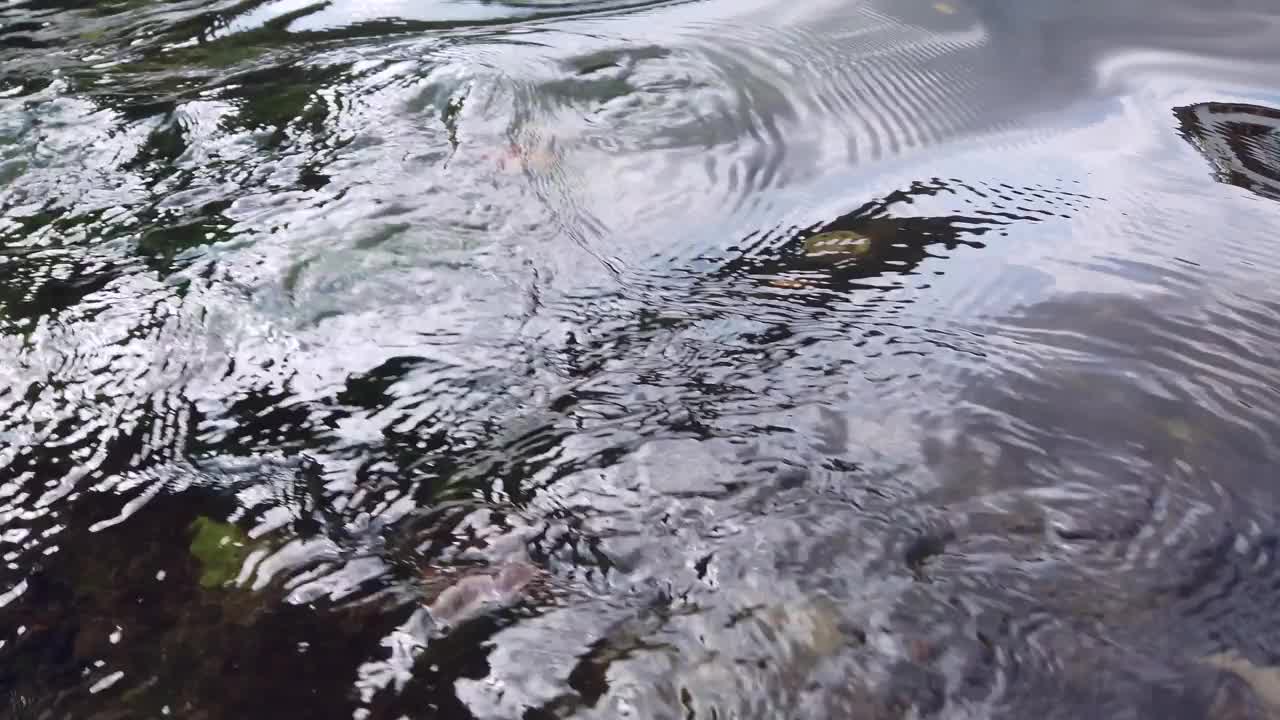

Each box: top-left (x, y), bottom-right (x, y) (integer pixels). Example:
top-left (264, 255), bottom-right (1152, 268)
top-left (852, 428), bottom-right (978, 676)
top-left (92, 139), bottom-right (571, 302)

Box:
top-left (7, 0), bottom-right (1280, 718)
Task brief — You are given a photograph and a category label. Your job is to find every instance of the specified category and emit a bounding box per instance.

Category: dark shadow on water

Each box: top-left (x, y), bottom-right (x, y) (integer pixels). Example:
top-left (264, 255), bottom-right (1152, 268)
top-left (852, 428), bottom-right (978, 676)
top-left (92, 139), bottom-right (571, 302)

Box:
top-left (1176, 101), bottom-right (1280, 202)
top-left (712, 176), bottom-right (1090, 298)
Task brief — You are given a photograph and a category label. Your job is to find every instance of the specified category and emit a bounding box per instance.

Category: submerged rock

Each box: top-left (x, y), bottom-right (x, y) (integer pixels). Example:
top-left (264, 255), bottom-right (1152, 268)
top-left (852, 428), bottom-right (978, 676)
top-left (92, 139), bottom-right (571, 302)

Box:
top-left (1205, 654), bottom-right (1280, 719)
top-left (424, 561), bottom-right (541, 628)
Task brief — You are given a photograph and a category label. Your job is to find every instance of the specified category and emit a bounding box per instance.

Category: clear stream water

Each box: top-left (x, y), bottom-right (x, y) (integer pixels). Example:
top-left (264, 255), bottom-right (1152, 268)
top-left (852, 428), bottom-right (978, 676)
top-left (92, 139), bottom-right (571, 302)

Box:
top-left (4, 0), bottom-right (1280, 718)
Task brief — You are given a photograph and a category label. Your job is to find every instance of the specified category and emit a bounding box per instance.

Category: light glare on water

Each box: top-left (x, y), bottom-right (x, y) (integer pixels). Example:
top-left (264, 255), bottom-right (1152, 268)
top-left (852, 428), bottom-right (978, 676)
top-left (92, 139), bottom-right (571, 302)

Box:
top-left (5, 0), bottom-right (1280, 718)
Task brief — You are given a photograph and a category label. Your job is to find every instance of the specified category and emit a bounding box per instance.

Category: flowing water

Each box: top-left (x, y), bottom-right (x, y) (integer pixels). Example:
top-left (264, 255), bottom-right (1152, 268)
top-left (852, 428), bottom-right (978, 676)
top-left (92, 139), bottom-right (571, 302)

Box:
top-left (5, 0), bottom-right (1280, 717)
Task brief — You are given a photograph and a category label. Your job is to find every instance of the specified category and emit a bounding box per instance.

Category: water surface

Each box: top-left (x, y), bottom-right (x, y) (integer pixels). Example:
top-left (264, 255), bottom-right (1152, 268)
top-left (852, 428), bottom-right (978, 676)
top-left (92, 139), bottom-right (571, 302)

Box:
top-left (5, 0), bottom-right (1280, 718)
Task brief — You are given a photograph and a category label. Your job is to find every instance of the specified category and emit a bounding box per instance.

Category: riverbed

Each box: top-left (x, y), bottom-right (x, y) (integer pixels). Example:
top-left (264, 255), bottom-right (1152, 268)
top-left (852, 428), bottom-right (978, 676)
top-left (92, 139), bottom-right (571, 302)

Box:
top-left (4, 0), bottom-right (1280, 718)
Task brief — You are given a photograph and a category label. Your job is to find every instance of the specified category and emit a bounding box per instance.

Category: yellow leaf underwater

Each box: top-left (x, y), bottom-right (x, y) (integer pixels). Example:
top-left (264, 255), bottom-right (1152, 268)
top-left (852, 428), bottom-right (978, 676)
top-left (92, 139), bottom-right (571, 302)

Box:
top-left (802, 230), bottom-right (874, 259)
